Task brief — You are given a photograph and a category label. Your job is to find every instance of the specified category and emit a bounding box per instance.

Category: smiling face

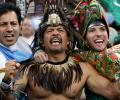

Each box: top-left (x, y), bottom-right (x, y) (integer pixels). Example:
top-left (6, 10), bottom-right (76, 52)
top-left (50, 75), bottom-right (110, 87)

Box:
top-left (86, 22), bottom-right (109, 51)
top-left (43, 25), bottom-right (69, 54)
top-left (0, 11), bottom-right (20, 47)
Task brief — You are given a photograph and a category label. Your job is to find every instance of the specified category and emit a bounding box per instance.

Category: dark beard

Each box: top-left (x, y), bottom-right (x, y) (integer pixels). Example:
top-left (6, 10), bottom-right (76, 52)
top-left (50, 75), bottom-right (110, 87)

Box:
top-left (19, 56), bottom-right (83, 94)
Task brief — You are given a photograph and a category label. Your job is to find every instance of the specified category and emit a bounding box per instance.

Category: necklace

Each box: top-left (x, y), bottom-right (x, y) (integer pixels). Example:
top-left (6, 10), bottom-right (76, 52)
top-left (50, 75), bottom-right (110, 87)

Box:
top-left (26, 56), bottom-right (82, 94)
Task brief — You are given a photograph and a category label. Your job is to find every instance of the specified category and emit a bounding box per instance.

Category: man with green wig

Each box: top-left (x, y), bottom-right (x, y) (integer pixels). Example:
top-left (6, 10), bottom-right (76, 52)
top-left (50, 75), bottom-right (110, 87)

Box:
top-left (70, 0), bottom-right (120, 100)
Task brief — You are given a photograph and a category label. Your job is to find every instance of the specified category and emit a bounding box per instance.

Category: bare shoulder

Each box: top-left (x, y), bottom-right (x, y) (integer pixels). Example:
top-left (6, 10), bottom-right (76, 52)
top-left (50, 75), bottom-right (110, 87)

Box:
top-left (79, 62), bottom-right (98, 76)
top-left (79, 62), bottom-right (92, 70)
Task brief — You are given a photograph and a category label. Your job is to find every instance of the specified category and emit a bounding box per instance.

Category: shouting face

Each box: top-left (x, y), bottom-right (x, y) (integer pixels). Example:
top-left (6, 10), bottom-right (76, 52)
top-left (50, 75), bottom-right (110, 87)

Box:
top-left (43, 25), bottom-right (69, 54)
top-left (86, 22), bottom-right (108, 51)
top-left (0, 11), bottom-right (20, 47)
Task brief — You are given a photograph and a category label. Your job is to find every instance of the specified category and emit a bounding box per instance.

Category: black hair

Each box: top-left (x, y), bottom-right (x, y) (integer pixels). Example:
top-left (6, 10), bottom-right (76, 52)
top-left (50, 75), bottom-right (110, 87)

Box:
top-left (86, 18), bottom-right (109, 38)
top-left (0, 3), bottom-right (22, 25)
top-left (37, 6), bottom-right (75, 51)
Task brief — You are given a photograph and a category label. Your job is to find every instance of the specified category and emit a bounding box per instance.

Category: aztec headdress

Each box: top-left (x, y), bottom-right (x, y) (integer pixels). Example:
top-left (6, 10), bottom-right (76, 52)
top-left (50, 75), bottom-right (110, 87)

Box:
top-left (70, 0), bottom-right (109, 49)
top-left (38, 0), bottom-right (75, 50)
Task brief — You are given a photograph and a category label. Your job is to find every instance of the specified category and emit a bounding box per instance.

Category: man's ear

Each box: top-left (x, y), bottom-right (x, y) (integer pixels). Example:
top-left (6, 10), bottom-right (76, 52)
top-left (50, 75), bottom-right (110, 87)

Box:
top-left (67, 40), bottom-right (73, 50)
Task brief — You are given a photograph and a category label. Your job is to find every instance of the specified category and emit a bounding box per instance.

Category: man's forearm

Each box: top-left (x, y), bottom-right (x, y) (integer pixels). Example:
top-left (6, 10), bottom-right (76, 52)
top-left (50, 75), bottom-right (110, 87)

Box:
top-left (108, 81), bottom-right (120, 99)
top-left (114, 81), bottom-right (120, 95)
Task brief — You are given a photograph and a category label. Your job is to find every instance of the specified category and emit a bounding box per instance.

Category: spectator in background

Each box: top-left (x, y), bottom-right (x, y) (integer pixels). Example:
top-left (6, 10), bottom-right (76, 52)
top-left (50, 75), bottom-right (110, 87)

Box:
top-left (20, 15), bottom-right (36, 48)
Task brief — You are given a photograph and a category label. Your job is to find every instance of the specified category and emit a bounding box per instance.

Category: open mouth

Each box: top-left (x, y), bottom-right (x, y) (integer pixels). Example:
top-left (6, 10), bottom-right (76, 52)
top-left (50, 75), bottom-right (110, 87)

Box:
top-left (50, 37), bottom-right (62, 45)
top-left (4, 33), bottom-right (15, 41)
top-left (94, 39), bottom-right (104, 46)
top-left (4, 34), bottom-right (14, 37)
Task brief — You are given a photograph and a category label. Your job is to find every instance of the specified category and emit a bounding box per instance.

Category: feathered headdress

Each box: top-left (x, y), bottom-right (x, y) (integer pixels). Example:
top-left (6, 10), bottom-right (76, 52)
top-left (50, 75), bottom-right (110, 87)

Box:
top-left (39, 0), bottom-right (75, 51)
top-left (70, 0), bottom-right (109, 49)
